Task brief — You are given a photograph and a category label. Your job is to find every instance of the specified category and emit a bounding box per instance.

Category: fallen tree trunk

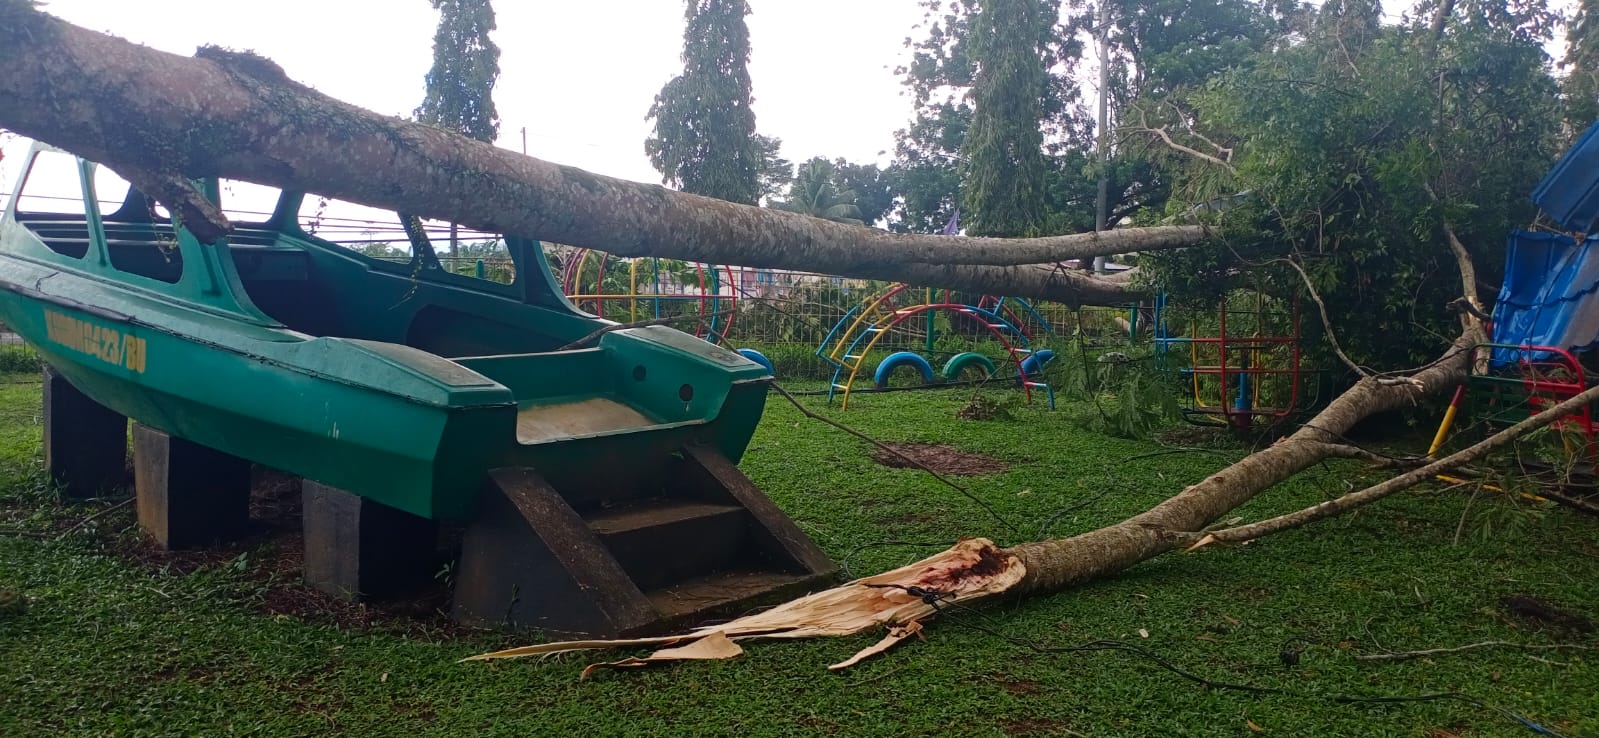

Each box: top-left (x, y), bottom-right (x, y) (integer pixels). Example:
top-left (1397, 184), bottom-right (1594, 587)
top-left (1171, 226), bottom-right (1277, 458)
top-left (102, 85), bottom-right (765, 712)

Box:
top-left (473, 331), bottom-right (1485, 672)
top-left (0, 4), bottom-right (1206, 305)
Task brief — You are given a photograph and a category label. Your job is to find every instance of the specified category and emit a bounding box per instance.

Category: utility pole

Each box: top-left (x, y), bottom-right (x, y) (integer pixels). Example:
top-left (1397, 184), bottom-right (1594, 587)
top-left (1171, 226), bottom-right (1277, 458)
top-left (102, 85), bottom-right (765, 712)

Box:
top-left (1093, 0), bottom-right (1110, 274)
top-left (521, 126), bottom-right (527, 155)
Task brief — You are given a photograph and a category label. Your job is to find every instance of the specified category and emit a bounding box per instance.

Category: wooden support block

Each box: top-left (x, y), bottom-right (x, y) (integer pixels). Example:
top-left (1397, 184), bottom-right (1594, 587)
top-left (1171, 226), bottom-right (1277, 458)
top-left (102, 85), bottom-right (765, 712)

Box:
top-left (451, 467), bottom-right (657, 637)
top-left (42, 365), bottom-right (128, 498)
top-left (132, 423), bottom-right (252, 549)
top-left (301, 481), bottom-right (439, 600)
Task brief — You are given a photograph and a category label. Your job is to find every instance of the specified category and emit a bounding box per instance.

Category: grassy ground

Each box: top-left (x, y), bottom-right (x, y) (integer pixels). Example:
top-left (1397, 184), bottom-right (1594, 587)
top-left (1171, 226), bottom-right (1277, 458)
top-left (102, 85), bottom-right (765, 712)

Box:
top-left (2, 375), bottom-right (1597, 737)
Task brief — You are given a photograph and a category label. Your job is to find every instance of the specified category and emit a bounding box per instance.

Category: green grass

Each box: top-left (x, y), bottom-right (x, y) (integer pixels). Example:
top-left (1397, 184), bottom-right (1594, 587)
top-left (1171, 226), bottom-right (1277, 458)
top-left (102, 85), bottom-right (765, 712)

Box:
top-left (2, 376), bottom-right (1597, 737)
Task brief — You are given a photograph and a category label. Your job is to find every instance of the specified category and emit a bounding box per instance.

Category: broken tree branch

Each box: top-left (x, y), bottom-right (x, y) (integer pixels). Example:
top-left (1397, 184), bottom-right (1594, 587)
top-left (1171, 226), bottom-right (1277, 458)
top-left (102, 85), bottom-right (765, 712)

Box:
top-left (1189, 382), bottom-right (1599, 550)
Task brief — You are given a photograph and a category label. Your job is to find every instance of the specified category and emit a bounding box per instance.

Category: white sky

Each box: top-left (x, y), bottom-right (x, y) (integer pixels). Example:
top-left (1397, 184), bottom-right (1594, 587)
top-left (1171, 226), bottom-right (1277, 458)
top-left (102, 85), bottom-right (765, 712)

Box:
top-left (0, 0), bottom-right (1577, 214)
top-left (1, 0), bottom-right (928, 191)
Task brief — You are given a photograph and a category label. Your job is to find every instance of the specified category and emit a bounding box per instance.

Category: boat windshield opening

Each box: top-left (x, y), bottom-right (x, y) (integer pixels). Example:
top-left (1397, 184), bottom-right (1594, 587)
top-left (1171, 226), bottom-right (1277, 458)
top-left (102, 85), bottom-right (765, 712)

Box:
top-left (13, 150), bottom-right (92, 258)
top-left (97, 168), bottom-right (184, 284)
top-left (294, 194), bottom-right (514, 285)
top-left (217, 179), bottom-right (283, 227)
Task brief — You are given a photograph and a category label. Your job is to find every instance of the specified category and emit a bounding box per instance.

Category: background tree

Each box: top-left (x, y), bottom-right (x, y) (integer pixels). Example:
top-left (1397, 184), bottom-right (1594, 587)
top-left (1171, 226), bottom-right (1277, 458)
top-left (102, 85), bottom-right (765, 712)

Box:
top-left (753, 134), bottom-right (792, 206)
top-left (646, 0), bottom-right (761, 205)
top-left (831, 159), bottom-right (896, 227)
top-left (960, 0), bottom-right (1057, 237)
top-left (417, 0), bottom-right (501, 142)
top-left (416, 0), bottom-right (501, 259)
top-left (890, 0), bottom-right (1090, 234)
top-left (1140, 0), bottom-right (1563, 371)
top-left (771, 158), bottom-right (865, 225)
top-left (1565, 0), bottom-right (1599, 129)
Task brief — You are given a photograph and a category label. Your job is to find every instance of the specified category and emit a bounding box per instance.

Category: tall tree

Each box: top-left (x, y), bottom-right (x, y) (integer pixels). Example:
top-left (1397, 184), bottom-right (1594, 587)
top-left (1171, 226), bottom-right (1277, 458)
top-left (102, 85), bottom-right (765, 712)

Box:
top-left (417, 0), bottom-right (501, 144)
top-left (1566, 0), bottom-right (1599, 129)
top-left (961, 0), bottom-right (1057, 237)
top-left (831, 160), bottom-right (896, 228)
top-left (646, 0), bottom-right (760, 205)
top-left (416, 0), bottom-right (501, 259)
top-left (890, 0), bottom-right (1090, 234)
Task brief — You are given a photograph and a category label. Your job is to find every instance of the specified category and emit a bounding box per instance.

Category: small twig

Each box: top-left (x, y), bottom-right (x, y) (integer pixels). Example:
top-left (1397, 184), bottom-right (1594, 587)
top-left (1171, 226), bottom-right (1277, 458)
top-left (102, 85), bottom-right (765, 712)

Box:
top-left (1135, 106), bottom-right (1238, 174)
top-left (1453, 483), bottom-right (1484, 545)
top-left (1278, 255), bottom-right (1371, 378)
top-left (54, 497), bottom-right (133, 540)
top-left (0, 527), bottom-right (50, 539)
top-left (1120, 447), bottom-right (1237, 463)
top-left (556, 310), bottom-right (733, 351)
top-left (1537, 488), bottom-right (1599, 517)
top-left (768, 383), bottom-right (1019, 536)
top-left (1356, 641), bottom-right (1597, 662)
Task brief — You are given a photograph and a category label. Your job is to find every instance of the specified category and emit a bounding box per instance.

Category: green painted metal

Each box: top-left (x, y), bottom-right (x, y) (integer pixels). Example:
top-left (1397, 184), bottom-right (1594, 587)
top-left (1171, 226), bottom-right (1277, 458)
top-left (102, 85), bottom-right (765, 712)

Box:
top-left (0, 144), bottom-right (772, 521)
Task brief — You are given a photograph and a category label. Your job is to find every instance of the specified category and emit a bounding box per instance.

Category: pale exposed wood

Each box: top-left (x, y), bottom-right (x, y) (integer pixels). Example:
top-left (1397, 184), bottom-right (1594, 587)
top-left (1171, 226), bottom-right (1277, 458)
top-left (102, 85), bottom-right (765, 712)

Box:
top-left (515, 398), bottom-right (655, 443)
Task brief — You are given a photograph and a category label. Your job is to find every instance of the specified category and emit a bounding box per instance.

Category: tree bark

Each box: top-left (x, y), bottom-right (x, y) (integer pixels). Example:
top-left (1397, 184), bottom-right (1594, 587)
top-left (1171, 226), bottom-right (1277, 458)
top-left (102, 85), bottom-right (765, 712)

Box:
top-left (1006, 329), bottom-right (1480, 593)
top-left (0, 5), bottom-right (1207, 305)
top-left (474, 330), bottom-right (1485, 671)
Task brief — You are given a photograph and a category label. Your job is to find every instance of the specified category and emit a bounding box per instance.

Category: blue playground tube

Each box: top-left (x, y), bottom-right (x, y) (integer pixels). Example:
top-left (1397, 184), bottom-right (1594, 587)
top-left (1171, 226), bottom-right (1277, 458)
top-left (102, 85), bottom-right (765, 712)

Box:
top-left (1019, 349), bottom-right (1057, 379)
top-left (874, 352), bottom-right (937, 388)
top-left (735, 348), bottom-right (774, 375)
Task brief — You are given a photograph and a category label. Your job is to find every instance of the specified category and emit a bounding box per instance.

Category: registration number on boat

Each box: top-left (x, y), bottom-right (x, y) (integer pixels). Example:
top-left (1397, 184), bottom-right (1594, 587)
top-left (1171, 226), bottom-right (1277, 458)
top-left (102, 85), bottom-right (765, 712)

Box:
top-left (43, 309), bottom-right (147, 373)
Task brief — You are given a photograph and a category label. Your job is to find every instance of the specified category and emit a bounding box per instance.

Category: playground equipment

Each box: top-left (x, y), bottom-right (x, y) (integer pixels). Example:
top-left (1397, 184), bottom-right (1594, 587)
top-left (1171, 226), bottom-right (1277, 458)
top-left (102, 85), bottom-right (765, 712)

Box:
top-left (0, 143), bottom-right (835, 637)
top-left (560, 248), bottom-right (738, 344)
top-left (816, 283), bottom-right (1056, 410)
top-left (1426, 120), bottom-right (1599, 494)
top-left (1153, 290), bottom-right (1308, 431)
top-left (974, 295), bottom-right (1055, 340)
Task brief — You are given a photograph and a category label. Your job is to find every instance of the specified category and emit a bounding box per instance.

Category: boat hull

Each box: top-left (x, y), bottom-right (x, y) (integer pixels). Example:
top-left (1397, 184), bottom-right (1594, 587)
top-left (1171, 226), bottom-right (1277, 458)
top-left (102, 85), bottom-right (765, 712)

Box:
top-left (0, 259), bottom-right (516, 520)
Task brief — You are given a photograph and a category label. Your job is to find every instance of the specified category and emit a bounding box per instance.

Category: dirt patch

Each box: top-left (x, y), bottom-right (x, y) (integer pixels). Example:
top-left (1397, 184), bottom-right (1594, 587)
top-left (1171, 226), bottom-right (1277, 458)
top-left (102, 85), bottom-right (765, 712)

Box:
top-left (1500, 594), bottom-right (1594, 634)
top-left (1002, 718), bottom-right (1077, 736)
top-left (870, 443), bottom-right (1009, 476)
top-left (957, 395), bottom-right (1012, 421)
top-left (87, 466), bottom-right (470, 639)
top-left (992, 675), bottom-right (1041, 695)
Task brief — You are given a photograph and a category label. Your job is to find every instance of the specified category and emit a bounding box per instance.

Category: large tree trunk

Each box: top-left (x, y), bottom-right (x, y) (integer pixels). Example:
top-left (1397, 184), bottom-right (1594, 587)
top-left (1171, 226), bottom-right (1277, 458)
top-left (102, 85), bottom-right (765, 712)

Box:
top-left (0, 5), bottom-right (1206, 305)
top-left (469, 331), bottom-right (1486, 673)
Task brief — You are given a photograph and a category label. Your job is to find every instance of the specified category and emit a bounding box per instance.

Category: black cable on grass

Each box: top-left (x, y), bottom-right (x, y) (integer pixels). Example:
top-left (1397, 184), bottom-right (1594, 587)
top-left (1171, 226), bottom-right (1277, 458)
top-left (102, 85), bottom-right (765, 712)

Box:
top-left (767, 383), bottom-right (1020, 537)
top-left (878, 589), bottom-right (1572, 738)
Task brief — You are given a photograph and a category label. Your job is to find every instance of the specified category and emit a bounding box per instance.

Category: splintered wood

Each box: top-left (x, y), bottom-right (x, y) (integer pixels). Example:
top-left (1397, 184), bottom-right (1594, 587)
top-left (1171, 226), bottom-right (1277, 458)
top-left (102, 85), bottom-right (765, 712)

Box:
top-left (462, 538), bottom-right (1025, 676)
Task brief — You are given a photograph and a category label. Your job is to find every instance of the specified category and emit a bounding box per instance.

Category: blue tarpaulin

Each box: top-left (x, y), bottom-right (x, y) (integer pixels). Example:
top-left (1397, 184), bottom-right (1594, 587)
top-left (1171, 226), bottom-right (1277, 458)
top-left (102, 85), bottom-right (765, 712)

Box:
top-left (1489, 229), bottom-right (1599, 366)
top-left (1532, 118), bottom-right (1599, 232)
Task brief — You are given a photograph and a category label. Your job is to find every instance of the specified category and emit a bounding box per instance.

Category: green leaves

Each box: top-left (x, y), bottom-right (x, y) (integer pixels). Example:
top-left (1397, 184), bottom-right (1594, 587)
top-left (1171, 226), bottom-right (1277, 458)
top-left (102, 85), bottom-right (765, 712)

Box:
top-left (417, 0), bottom-right (501, 144)
top-left (645, 0), bottom-right (761, 206)
top-left (1144, 7), bottom-right (1564, 373)
top-left (960, 0), bottom-right (1056, 238)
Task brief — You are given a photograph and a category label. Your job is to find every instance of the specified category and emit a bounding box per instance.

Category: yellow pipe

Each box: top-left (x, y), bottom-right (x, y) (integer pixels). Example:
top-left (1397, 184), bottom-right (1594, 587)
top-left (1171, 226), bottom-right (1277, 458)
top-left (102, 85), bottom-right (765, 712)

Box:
top-left (1426, 400), bottom-right (1461, 458)
top-left (831, 285), bottom-right (903, 362)
top-left (628, 259), bottom-right (640, 324)
top-left (1190, 319), bottom-right (1210, 408)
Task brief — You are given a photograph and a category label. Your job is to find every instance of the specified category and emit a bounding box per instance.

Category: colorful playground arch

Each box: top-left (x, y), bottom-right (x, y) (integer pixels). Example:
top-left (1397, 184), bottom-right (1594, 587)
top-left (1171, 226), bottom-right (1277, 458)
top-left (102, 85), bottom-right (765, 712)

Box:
top-left (817, 284), bottom-right (1056, 410)
top-left (559, 248), bottom-right (738, 344)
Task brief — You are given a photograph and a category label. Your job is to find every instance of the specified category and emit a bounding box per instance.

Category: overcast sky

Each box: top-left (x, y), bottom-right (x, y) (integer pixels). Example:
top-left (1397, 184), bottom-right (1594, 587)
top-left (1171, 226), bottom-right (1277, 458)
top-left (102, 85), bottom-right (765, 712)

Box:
top-left (0, 0), bottom-right (1575, 205)
top-left (2, 0), bottom-right (930, 191)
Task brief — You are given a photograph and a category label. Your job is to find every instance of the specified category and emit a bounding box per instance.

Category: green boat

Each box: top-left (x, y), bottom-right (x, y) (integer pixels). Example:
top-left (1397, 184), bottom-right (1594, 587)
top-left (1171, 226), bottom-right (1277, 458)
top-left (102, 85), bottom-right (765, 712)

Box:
top-left (0, 142), bottom-right (836, 636)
